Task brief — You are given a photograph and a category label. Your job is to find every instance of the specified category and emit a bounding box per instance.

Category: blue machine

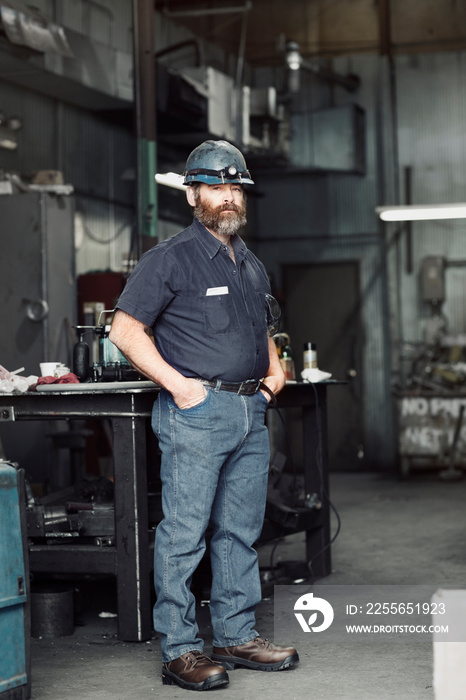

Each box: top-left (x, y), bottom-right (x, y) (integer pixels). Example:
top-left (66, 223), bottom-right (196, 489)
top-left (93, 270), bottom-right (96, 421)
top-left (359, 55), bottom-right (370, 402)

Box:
top-left (0, 461), bottom-right (31, 700)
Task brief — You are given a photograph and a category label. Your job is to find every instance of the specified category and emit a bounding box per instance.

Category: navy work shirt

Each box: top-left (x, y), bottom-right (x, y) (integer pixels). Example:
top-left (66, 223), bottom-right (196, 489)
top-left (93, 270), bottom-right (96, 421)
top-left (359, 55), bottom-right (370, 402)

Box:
top-left (115, 218), bottom-right (271, 382)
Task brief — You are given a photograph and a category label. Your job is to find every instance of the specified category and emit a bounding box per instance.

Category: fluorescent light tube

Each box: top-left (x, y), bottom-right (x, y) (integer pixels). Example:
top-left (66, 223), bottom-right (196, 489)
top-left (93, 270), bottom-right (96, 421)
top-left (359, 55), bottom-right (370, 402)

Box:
top-left (155, 172), bottom-right (186, 191)
top-left (376, 204), bottom-right (466, 221)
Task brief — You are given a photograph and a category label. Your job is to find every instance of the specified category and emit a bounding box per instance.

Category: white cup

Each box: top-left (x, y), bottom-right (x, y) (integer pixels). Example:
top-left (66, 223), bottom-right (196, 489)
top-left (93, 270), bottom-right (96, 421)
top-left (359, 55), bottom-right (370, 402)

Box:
top-left (40, 362), bottom-right (61, 377)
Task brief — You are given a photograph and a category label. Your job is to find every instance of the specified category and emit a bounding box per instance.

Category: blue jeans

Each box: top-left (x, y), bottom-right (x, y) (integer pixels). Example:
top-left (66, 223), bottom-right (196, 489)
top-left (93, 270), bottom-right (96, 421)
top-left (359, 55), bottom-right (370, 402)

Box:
top-left (151, 385), bottom-right (270, 662)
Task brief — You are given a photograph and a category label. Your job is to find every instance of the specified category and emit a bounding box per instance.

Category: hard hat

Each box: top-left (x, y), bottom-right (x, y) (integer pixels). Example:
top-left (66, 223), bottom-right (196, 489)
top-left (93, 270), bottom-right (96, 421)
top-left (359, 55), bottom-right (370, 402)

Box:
top-left (183, 139), bottom-right (254, 185)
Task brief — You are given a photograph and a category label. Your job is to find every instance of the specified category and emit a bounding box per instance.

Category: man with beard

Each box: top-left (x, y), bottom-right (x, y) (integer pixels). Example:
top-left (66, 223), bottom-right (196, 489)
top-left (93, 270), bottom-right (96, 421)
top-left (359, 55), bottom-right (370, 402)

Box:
top-left (109, 140), bottom-right (299, 692)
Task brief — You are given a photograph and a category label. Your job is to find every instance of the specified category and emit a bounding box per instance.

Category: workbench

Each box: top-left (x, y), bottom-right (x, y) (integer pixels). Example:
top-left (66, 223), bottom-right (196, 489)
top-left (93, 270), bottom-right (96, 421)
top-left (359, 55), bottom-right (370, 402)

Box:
top-left (0, 380), bottom-right (337, 641)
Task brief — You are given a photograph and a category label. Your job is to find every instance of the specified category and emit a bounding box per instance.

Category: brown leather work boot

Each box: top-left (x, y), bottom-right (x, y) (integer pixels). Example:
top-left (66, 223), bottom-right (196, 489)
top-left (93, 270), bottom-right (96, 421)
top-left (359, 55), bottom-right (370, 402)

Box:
top-left (162, 650), bottom-right (229, 691)
top-left (212, 636), bottom-right (299, 671)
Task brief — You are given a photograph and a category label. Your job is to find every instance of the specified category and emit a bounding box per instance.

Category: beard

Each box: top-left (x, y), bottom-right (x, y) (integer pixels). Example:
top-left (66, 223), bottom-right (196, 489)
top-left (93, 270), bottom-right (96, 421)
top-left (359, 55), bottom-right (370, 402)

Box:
top-left (194, 193), bottom-right (247, 236)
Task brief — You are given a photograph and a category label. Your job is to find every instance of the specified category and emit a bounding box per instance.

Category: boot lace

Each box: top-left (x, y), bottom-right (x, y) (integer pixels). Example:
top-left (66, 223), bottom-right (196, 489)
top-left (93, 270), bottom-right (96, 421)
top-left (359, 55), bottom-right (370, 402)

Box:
top-left (186, 650), bottom-right (213, 666)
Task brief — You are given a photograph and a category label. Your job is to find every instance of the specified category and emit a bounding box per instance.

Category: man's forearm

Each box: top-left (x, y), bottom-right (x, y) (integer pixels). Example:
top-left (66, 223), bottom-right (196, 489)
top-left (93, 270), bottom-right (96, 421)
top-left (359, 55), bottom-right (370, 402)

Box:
top-left (109, 310), bottom-right (181, 390)
top-left (262, 336), bottom-right (286, 397)
top-left (108, 310), bottom-right (206, 408)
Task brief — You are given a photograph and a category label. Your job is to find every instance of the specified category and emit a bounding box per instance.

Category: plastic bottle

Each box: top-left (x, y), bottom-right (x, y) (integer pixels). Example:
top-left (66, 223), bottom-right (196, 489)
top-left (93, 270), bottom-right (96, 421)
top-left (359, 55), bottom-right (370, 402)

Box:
top-left (281, 345), bottom-right (296, 380)
top-left (303, 342), bottom-right (317, 370)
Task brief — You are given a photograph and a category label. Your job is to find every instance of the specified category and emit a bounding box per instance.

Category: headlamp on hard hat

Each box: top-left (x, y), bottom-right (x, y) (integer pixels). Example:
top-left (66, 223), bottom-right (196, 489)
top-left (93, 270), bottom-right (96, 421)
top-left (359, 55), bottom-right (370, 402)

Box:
top-left (184, 165), bottom-right (252, 185)
top-left (182, 139), bottom-right (254, 186)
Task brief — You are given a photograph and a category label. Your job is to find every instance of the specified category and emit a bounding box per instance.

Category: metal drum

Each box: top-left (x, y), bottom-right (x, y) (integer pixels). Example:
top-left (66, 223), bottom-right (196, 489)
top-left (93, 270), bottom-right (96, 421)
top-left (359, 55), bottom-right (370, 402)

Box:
top-left (30, 586), bottom-right (74, 638)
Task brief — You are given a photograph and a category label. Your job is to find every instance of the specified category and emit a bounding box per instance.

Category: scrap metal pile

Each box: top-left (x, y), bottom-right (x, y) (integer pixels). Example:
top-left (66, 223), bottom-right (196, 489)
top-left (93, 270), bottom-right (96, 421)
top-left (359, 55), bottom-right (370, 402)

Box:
top-left (403, 339), bottom-right (466, 393)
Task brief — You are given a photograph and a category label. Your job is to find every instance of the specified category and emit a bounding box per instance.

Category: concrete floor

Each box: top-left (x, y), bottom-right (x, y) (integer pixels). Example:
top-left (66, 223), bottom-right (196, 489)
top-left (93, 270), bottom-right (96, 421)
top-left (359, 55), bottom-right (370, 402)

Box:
top-left (29, 470), bottom-right (466, 700)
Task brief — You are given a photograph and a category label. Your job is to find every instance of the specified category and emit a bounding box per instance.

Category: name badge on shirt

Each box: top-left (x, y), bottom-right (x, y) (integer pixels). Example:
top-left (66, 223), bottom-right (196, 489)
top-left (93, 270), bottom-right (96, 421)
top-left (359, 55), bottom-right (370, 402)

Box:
top-left (206, 286), bottom-right (229, 296)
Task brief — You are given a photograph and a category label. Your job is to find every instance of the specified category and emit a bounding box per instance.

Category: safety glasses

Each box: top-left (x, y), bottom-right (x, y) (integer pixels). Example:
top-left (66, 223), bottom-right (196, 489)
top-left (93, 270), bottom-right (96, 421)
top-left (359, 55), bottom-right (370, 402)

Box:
top-left (265, 294), bottom-right (282, 336)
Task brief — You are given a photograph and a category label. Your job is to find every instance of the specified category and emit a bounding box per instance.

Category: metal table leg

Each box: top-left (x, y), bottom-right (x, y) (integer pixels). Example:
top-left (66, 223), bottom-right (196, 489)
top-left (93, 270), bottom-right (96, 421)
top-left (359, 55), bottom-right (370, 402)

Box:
top-left (112, 413), bottom-right (151, 641)
top-left (302, 386), bottom-right (331, 579)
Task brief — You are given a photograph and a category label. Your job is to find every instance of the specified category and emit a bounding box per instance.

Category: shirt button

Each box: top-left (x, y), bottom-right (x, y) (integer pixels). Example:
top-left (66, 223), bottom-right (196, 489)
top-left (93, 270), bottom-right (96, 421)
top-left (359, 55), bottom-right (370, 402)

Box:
top-left (232, 270), bottom-right (237, 275)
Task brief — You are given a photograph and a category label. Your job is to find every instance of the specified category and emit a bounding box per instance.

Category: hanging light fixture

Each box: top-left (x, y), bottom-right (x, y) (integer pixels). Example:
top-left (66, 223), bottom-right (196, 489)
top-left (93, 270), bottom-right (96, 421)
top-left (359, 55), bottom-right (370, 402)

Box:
top-left (0, 113), bottom-right (21, 150)
top-left (376, 204), bottom-right (466, 222)
top-left (285, 40), bottom-right (302, 71)
top-left (284, 38), bottom-right (359, 93)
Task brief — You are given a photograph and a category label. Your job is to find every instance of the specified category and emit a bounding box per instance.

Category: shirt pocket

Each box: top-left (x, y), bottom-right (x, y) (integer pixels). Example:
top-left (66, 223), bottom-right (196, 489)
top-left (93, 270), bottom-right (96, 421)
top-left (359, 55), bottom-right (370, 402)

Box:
top-left (202, 294), bottom-right (239, 336)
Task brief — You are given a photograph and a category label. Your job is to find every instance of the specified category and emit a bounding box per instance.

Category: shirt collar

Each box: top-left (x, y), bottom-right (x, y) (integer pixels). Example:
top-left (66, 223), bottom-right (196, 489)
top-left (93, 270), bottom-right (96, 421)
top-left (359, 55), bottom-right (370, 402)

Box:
top-left (193, 217), bottom-right (247, 262)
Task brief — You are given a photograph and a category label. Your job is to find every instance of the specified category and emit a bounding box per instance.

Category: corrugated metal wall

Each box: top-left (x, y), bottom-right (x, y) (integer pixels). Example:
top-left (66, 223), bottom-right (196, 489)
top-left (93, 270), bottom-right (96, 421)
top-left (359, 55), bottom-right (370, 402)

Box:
top-left (34, 0), bottom-right (133, 52)
top-left (0, 0), bottom-right (136, 277)
top-left (0, 80), bottom-right (135, 276)
top-left (394, 52), bottom-right (466, 344)
top-left (255, 49), bottom-right (466, 467)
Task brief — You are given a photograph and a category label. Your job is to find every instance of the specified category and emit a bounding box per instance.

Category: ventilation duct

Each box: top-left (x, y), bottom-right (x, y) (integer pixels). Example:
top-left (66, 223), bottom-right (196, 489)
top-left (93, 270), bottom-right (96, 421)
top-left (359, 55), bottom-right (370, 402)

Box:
top-left (0, 1), bottom-right (74, 57)
top-left (0, 2), bottom-right (132, 110)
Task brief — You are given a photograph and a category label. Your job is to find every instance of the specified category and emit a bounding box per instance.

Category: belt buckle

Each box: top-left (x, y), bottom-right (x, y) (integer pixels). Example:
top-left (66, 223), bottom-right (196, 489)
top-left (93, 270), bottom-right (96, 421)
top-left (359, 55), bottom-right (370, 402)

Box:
top-left (237, 380), bottom-right (260, 395)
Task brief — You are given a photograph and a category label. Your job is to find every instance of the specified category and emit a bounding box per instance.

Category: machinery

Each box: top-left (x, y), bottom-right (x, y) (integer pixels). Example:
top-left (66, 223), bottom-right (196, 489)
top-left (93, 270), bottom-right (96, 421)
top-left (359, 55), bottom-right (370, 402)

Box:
top-left (25, 477), bottom-right (116, 547)
top-left (396, 256), bottom-right (466, 477)
top-left (73, 310), bottom-right (142, 383)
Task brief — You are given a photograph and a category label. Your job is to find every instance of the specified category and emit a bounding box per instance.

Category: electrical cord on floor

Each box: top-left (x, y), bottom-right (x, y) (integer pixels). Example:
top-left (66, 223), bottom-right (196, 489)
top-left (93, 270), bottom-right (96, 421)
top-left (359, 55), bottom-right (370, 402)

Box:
top-left (269, 528), bottom-right (286, 583)
top-left (307, 497), bottom-right (341, 583)
top-left (267, 381), bottom-right (342, 584)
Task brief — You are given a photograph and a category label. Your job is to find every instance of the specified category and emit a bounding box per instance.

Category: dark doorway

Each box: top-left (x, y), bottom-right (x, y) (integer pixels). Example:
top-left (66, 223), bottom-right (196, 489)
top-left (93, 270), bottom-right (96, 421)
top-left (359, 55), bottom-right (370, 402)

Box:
top-left (282, 262), bottom-right (364, 471)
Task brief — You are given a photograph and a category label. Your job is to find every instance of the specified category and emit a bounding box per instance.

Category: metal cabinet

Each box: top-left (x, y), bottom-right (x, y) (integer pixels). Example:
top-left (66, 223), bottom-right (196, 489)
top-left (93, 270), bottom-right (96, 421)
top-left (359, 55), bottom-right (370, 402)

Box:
top-left (0, 461), bottom-right (31, 699)
top-left (0, 193), bottom-right (76, 480)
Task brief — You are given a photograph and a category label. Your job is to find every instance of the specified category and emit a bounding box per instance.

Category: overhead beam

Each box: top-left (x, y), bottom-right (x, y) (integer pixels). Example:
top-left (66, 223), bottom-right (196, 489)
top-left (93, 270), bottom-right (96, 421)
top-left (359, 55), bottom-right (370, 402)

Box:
top-left (378, 0), bottom-right (391, 56)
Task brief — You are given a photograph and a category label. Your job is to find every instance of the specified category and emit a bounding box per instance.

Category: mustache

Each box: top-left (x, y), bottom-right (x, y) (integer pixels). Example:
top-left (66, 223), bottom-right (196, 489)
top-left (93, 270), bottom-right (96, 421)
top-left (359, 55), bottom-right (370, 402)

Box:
top-left (219, 202), bottom-right (242, 213)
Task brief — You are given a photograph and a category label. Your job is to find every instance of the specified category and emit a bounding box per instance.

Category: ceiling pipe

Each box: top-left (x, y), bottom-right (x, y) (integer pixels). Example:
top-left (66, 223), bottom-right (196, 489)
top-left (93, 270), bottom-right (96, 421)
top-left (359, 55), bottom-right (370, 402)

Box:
top-left (162, 3), bottom-right (252, 19)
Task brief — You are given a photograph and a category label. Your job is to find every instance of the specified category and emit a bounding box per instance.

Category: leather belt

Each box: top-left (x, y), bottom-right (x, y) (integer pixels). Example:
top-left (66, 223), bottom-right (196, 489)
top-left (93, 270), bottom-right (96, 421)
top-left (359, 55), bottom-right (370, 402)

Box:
top-left (195, 378), bottom-right (277, 405)
top-left (196, 378), bottom-right (261, 396)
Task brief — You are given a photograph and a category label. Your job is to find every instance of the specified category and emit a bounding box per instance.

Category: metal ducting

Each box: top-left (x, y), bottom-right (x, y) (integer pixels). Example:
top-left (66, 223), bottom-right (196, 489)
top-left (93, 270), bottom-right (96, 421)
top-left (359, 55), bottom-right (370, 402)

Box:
top-left (0, 1), bottom-right (74, 56)
top-left (0, 2), bottom-right (132, 110)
